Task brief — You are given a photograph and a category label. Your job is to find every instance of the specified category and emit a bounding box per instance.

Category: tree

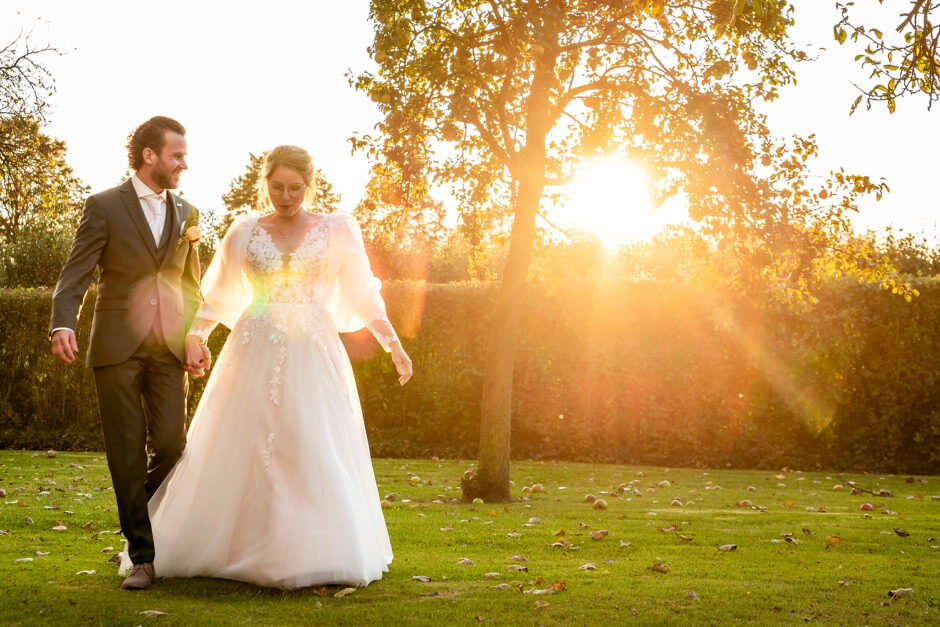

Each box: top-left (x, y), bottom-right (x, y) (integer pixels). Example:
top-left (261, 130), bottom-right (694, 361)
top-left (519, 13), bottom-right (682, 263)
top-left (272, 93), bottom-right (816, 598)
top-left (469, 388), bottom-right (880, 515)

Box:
top-left (219, 152), bottom-right (342, 238)
top-left (353, 0), bottom-right (901, 501)
top-left (836, 0), bottom-right (940, 112)
top-left (354, 169), bottom-right (469, 280)
top-left (1, 29), bottom-right (59, 191)
top-left (0, 117), bottom-right (87, 288)
top-left (0, 117), bottom-right (86, 241)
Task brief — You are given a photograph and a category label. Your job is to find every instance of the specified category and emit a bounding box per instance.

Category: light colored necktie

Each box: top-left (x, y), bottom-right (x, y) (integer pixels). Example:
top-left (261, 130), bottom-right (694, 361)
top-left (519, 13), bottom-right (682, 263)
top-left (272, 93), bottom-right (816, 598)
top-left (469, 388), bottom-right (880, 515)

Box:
top-left (142, 193), bottom-right (165, 244)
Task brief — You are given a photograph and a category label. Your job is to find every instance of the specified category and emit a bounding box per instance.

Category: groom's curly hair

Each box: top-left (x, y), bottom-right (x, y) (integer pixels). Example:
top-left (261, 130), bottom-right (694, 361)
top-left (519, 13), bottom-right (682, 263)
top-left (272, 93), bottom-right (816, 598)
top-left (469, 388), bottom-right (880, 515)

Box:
top-left (126, 116), bottom-right (186, 170)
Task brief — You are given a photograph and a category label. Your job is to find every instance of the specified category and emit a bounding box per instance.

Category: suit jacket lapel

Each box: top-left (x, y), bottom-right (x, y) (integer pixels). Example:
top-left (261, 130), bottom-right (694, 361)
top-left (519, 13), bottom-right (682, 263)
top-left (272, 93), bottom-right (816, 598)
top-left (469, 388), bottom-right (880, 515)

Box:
top-left (119, 179), bottom-right (159, 262)
top-left (160, 191), bottom-right (184, 267)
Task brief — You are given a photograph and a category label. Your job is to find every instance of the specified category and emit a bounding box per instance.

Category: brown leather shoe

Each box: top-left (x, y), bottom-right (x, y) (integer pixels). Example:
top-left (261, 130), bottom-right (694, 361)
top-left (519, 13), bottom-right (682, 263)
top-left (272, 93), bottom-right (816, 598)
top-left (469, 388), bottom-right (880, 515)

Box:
top-left (121, 562), bottom-right (155, 590)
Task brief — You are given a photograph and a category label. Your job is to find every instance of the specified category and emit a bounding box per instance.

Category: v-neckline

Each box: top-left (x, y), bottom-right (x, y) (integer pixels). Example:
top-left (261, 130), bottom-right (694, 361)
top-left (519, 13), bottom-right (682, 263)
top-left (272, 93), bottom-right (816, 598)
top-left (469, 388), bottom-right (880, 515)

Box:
top-left (255, 216), bottom-right (325, 263)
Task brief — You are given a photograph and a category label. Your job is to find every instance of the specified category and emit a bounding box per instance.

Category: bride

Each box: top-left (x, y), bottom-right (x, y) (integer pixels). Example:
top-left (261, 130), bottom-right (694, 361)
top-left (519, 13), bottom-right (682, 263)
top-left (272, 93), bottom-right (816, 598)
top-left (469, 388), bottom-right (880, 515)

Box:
top-left (119, 145), bottom-right (412, 589)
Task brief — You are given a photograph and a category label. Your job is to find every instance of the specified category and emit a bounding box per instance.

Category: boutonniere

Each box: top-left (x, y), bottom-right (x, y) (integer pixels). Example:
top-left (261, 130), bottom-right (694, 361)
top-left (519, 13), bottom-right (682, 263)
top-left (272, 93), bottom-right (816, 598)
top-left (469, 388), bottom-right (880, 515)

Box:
top-left (179, 212), bottom-right (201, 247)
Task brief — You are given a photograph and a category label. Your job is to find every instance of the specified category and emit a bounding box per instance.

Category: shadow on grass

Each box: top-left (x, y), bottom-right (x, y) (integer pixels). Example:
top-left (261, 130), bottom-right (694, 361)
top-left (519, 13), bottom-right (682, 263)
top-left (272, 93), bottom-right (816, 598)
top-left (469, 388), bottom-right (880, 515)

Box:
top-left (150, 576), bottom-right (353, 600)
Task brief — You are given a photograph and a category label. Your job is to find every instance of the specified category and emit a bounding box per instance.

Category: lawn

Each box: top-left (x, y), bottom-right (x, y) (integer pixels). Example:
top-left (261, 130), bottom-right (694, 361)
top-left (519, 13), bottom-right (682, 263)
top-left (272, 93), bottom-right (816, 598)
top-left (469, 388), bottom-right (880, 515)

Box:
top-left (1, 451), bottom-right (938, 625)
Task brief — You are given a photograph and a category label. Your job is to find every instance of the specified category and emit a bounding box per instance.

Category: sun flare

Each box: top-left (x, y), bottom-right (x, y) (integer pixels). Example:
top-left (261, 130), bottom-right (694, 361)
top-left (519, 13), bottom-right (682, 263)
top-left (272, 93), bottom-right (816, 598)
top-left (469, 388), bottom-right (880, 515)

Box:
top-left (560, 158), bottom-right (663, 245)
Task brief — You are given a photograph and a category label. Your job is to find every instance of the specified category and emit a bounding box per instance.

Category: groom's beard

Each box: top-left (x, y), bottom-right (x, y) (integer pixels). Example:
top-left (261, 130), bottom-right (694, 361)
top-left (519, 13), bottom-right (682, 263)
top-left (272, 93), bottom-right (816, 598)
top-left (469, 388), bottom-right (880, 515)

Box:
top-left (152, 168), bottom-right (181, 190)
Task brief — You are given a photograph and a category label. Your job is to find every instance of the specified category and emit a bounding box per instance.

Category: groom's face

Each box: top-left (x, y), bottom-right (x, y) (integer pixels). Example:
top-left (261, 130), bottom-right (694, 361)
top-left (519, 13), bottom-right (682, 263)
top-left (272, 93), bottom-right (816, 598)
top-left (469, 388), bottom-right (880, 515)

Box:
top-left (146, 131), bottom-right (188, 190)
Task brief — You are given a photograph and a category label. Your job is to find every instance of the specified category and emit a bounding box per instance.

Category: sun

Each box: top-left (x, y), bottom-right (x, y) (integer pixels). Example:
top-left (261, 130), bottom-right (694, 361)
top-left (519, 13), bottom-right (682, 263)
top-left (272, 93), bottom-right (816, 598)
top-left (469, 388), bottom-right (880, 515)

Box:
top-left (559, 158), bottom-right (663, 245)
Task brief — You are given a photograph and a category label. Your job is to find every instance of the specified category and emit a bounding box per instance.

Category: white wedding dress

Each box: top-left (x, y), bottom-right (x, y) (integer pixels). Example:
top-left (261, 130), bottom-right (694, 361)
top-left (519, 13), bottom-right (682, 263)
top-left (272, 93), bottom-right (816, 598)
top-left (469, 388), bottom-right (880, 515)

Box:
top-left (119, 212), bottom-right (395, 588)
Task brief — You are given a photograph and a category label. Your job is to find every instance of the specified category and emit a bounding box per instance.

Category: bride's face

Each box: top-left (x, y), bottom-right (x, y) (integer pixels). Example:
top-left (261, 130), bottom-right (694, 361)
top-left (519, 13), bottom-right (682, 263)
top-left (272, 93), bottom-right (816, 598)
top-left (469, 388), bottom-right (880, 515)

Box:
top-left (267, 166), bottom-right (308, 217)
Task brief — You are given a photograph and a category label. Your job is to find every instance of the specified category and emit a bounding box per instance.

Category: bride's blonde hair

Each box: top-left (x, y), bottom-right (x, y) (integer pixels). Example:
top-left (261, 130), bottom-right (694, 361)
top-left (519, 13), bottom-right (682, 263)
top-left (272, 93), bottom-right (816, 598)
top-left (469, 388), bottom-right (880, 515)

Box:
top-left (259, 145), bottom-right (318, 210)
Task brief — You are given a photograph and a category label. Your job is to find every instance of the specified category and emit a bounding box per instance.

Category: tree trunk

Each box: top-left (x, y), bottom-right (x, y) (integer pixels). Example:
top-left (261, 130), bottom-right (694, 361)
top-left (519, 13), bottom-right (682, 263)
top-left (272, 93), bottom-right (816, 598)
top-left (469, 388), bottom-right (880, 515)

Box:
top-left (461, 176), bottom-right (543, 502)
top-left (462, 1), bottom-right (559, 502)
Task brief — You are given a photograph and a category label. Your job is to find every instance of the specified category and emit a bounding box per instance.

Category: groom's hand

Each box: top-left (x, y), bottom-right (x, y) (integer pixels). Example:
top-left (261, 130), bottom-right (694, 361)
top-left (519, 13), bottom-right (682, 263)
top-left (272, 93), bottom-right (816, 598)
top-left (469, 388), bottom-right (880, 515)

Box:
top-left (51, 329), bottom-right (79, 364)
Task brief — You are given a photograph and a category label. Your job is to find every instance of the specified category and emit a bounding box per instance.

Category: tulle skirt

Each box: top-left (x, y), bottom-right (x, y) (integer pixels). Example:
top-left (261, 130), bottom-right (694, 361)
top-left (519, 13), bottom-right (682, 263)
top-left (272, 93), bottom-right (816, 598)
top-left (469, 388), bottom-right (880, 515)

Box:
top-left (119, 303), bottom-right (393, 588)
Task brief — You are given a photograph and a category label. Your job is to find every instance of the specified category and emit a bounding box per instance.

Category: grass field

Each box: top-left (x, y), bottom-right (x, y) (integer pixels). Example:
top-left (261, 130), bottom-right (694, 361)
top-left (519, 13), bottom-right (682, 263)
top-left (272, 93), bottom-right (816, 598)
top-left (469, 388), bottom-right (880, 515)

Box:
top-left (1, 451), bottom-right (938, 625)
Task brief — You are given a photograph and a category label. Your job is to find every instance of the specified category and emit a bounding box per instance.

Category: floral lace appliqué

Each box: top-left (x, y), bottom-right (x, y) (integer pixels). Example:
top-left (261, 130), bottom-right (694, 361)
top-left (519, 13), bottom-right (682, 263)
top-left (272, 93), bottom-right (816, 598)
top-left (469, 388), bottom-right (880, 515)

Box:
top-left (240, 218), bottom-right (335, 405)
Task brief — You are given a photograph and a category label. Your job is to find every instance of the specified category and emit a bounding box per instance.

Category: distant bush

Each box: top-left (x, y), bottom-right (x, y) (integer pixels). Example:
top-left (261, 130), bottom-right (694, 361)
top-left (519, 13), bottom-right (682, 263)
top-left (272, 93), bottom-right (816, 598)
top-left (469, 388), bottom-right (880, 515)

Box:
top-left (1, 280), bottom-right (938, 472)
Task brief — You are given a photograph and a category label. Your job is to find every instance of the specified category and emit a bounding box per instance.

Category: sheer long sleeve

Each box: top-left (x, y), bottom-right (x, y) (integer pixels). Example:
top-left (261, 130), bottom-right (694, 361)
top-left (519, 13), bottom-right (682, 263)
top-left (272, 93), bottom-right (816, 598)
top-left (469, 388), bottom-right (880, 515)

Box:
top-left (327, 213), bottom-right (399, 351)
top-left (193, 217), bottom-right (253, 332)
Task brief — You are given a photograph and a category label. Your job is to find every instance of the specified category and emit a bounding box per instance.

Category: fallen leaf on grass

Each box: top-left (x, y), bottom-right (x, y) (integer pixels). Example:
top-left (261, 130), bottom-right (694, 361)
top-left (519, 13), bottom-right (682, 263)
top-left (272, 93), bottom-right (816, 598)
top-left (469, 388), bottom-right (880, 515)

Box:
top-left (590, 530), bottom-right (609, 541)
top-left (81, 520), bottom-right (94, 529)
top-left (412, 575), bottom-right (431, 582)
top-left (534, 600), bottom-right (549, 608)
top-left (676, 534), bottom-right (694, 542)
top-left (686, 590), bottom-right (699, 601)
top-left (825, 536), bottom-right (842, 549)
top-left (139, 610), bottom-right (166, 617)
top-left (718, 544), bottom-right (737, 551)
top-left (507, 564), bottom-right (528, 572)
top-left (593, 499), bottom-right (608, 510)
top-left (802, 528), bottom-right (814, 535)
top-left (619, 540), bottom-right (632, 548)
top-left (579, 562), bottom-right (597, 571)
top-left (457, 557), bottom-right (474, 565)
top-left (334, 587), bottom-right (357, 598)
top-left (526, 517), bottom-right (541, 524)
top-left (649, 563), bottom-right (671, 574)
top-left (510, 554), bottom-right (527, 562)
top-left (35, 551), bottom-right (49, 557)
top-left (76, 570), bottom-right (97, 575)
top-left (51, 525), bottom-right (67, 531)
top-left (483, 572), bottom-right (502, 578)
top-left (493, 583), bottom-right (512, 590)
top-left (440, 525), bottom-right (453, 531)
top-left (888, 587), bottom-right (915, 599)
top-left (784, 537), bottom-right (798, 545)
top-left (893, 526), bottom-right (910, 537)
top-left (14, 557), bottom-right (33, 563)
top-left (506, 532), bottom-right (522, 538)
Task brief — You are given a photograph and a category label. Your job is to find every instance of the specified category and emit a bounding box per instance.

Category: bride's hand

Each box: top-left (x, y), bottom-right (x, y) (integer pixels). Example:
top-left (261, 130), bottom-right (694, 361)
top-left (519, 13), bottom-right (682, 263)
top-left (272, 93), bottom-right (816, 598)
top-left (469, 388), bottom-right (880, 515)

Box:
top-left (390, 342), bottom-right (412, 385)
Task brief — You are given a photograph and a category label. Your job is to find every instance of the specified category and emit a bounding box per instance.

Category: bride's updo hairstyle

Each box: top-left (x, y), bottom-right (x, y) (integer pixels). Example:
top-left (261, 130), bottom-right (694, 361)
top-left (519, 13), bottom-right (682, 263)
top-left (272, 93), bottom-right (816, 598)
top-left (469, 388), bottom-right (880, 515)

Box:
top-left (259, 145), bottom-right (318, 209)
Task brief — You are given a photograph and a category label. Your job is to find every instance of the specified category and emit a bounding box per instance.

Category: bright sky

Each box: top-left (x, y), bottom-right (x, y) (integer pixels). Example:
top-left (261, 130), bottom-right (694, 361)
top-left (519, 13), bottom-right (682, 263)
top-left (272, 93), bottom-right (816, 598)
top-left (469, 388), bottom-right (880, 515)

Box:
top-left (3, 1), bottom-right (937, 242)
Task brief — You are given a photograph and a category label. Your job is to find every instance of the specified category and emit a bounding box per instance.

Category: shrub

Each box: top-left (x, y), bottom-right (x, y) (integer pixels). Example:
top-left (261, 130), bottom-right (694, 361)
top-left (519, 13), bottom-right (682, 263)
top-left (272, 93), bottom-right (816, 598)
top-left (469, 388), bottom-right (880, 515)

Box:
top-left (1, 280), bottom-right (938, 472)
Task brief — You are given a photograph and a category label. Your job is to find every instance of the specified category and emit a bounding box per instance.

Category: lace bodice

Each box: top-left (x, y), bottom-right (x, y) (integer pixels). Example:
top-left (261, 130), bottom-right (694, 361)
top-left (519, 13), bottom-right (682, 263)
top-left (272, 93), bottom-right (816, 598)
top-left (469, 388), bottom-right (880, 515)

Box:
top-left (245, 219), bottom-right (330, 307)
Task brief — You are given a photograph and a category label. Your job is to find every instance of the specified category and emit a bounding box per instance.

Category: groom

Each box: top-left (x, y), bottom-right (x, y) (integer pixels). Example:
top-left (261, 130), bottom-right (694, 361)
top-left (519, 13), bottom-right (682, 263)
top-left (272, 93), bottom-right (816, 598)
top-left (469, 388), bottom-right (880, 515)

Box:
top-left (50, 116), bottom-right (210, 590)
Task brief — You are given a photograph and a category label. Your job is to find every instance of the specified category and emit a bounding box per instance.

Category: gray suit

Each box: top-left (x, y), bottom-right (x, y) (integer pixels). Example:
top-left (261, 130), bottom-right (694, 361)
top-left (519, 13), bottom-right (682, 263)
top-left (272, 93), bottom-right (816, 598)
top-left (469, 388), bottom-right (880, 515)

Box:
top-left (50, 178), bottom-right (202, 564)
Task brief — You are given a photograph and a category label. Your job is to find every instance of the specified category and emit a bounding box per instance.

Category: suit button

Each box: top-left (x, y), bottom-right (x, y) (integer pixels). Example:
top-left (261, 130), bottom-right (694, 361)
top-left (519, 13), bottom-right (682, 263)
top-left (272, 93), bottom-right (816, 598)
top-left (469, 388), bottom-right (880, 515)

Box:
top-left (150, 298), bottom-right (158, 306)
top-left (156, 272), bottom-right (163, 280)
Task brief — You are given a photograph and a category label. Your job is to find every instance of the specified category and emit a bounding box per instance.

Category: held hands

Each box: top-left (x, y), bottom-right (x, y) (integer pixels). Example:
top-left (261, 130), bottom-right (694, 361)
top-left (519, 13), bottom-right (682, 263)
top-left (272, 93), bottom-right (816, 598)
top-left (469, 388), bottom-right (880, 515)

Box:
top-left (390, 341), bottom-right (413, 385)
top-left (51, 329), bottom-right (79, 364)
top-left (184, 335), bottom-right (212, 377)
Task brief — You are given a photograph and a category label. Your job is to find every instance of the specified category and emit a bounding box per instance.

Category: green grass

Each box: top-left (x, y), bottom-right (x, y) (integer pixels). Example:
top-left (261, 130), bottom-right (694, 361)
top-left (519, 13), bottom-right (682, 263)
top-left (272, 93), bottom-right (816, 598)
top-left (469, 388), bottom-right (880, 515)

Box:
top-left (1, 451), bottom-right (938, 625)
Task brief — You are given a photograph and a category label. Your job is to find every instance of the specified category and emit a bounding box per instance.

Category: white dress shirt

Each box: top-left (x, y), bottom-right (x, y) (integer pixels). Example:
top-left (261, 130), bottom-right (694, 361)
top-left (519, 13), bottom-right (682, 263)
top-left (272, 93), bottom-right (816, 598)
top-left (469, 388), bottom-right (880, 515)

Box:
top-left (131, 173), bottom-right (167, 245)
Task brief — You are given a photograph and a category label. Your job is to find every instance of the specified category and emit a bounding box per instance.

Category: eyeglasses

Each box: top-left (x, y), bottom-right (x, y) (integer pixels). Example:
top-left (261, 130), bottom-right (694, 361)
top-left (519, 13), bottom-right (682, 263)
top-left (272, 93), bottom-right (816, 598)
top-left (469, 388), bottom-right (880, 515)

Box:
top-left (269, 182), bottom-right (307, 197)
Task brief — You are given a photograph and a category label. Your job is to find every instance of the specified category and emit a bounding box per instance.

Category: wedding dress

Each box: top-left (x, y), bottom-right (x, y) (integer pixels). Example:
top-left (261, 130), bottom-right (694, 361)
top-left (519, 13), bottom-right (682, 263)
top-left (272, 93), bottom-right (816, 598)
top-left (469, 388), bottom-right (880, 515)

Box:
top-left (118, 212), bottom-right (395, 588)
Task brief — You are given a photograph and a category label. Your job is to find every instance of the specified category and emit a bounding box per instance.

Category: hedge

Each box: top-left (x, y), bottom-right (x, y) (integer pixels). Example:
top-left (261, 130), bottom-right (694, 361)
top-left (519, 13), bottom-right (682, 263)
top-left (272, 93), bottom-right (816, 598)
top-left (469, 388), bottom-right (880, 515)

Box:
top-left (1, 280), bottom-right (938, 473)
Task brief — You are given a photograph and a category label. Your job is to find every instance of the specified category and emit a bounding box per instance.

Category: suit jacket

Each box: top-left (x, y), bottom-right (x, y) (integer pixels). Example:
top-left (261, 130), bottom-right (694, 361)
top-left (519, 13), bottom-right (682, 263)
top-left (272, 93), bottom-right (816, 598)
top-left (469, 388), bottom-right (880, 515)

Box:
top-left (50, 178), bottom-right (202, 368)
